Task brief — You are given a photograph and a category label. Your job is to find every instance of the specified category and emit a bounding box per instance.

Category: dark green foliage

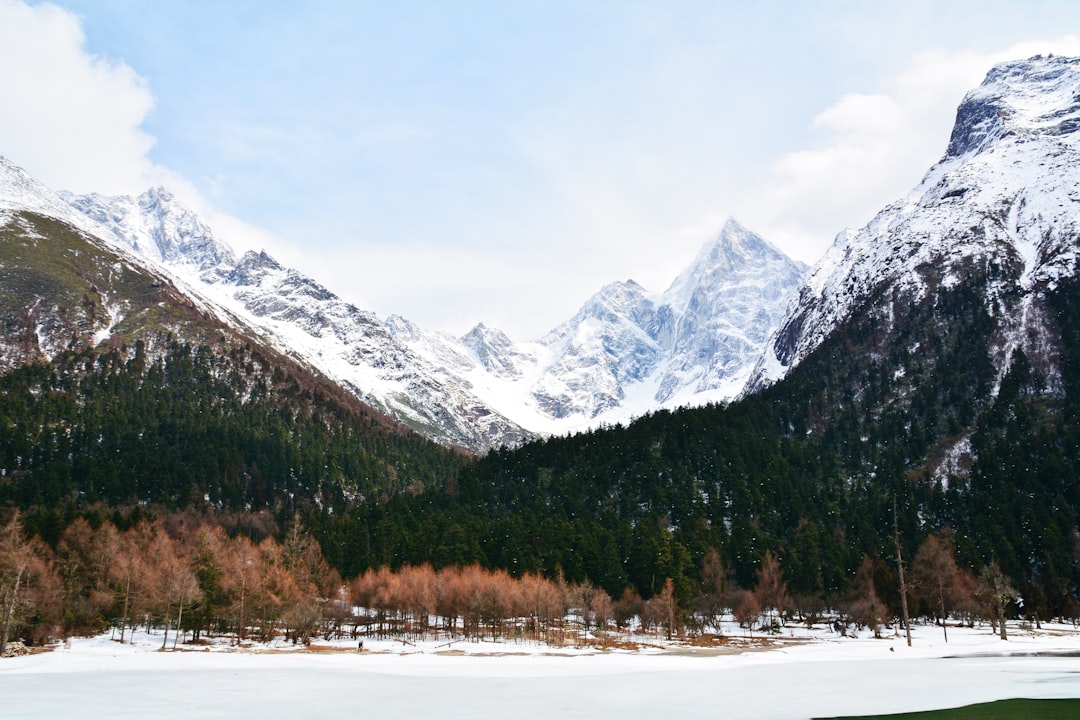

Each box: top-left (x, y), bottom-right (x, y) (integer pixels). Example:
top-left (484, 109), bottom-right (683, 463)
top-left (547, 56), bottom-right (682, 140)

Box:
top-left (3, 208), bottom-right (1078, 619)
top-left (0, 338), bottom-right (468, 526)
top-left (311, 271), bottom-right (1080, 617)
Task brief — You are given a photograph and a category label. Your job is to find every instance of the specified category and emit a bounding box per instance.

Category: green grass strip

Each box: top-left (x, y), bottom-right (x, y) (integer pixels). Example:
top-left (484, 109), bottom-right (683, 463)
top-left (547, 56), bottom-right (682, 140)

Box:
top-left (817, 697), bottom-right (1080, 719)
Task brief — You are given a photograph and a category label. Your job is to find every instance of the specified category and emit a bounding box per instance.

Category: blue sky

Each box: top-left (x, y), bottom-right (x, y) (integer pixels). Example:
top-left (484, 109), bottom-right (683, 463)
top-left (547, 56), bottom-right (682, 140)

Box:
top-left (3, 1), bottom-right (1080, 338)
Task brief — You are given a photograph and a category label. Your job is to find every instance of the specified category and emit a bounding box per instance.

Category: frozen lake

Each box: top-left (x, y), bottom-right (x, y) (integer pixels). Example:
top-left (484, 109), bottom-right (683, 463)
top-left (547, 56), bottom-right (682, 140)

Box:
top-left (3, 626), bottom-right (1080, 719)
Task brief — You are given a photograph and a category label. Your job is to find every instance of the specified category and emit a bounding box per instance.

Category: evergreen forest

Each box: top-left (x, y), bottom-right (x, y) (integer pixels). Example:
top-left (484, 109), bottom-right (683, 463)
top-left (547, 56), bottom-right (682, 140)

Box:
top-left (2, 270), bottom-right (1080, 650)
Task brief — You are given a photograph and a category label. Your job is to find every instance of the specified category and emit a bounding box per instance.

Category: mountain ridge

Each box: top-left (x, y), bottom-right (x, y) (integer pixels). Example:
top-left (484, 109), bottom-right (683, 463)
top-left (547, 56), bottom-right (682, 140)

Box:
top-left (747, 54), bottom-right (1080, 398)
top-left (39, 175), bottom-right (807, 449)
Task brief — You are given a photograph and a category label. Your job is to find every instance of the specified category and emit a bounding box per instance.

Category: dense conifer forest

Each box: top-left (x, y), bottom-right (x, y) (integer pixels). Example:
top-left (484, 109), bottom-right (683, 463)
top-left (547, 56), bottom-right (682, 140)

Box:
top-left (2, 274), bottom-right (1079, 650)
top-left (312, 275), bottom-right (1080, 622)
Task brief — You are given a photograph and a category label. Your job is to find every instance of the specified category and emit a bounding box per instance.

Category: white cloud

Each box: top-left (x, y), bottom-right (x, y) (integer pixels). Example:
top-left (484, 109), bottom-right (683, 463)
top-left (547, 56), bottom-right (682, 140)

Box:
top-left (0, 1), bottom-right (294, 263)
top-left (0, 0), bottom-right (164, 194)
top-left (742, 36), bottom-right (1080, 265)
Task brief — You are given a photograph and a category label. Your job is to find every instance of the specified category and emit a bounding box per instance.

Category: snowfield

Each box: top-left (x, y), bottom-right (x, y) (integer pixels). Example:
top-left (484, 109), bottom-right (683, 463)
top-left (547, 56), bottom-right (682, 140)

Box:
top-left (3, 623), bottom-right (1079, 719)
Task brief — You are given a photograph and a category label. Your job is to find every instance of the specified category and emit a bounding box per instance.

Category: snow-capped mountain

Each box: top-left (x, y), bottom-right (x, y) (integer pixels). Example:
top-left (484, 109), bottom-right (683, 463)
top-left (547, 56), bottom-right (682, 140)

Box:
top-left (517, 219), bottom-right (807, 424)
top-left (61, 187), bottom-right (236, 273)
top-left (652, 219), bottom-right (809, 403)
top-left (747, 54), bottom-right (1080, 395)
top-left (531, 279), bottom-right (661, 420)
top-left (56, 189), bottom-right (534, 451)
top-left (52, 181), bottom-right (805, 449)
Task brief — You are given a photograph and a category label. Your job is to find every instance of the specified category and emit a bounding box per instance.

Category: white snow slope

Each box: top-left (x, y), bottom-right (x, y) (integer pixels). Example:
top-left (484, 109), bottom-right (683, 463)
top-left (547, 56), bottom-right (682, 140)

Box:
top-left (2, 623), bottom-right (1079, 720)
top-left (52, 183), bottom-right (805, 449)
top-left (748, 54), bottom-right (1080, 394)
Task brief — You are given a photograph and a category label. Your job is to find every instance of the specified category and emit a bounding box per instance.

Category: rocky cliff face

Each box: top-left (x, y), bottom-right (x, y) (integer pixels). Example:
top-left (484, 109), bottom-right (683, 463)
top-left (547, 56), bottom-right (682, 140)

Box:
top-left (520, 219), bottom-right (807, 422)
top-left (748, 55), bottom-right (1080, 399)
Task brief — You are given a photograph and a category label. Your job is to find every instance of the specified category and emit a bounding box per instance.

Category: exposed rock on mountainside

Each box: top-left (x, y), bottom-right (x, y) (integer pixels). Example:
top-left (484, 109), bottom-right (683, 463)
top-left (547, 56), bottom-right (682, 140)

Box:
top-left (749, 55), bottom-right (1080, 398)
top-left (56, 182), bottom-right (805, 449)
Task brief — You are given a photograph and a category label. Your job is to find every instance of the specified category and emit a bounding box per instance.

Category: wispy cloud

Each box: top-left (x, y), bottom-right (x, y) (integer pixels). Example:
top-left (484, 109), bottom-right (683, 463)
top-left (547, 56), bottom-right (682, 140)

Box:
top-left (0, 1), bottom-right (157, 194)
top-left (742, 36), bottom-right (1080, 264)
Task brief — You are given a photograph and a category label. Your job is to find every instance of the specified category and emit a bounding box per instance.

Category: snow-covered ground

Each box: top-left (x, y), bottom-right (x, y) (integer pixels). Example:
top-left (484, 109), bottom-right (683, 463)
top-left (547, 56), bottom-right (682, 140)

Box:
top-left (3, 622), bottom-right (1079, 719)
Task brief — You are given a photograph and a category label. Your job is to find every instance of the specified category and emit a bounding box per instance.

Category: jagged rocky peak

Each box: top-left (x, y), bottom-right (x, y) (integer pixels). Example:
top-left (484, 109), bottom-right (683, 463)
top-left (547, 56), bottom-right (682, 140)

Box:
top-left (687, 217), bottom-right (780, 271)
top-left (542, 279), bottom-right (655, 347)
top-left (650, 218), bottom-right (808, 402)
top-left (462, 322), bottom-right (511, 357)
top-left (577, 279), bottom-right (651, 316)
top-left (227, 250), bottom-right (336, 303)
top-left (665, 217), bottom-right (807, 306)
top-left (220, 249), bottom-right (285, 286)
top-left (385, 314), bottom-right (421, 339)
top-left (589, 279), bottom-right (655, 322)
top-left (747, 53), bottom-right (1080, 395)
top-left (946, 54), bottom-right (1080, 158)
top-left (62, 185), bottom-right (235, 272)
top-left (459, 323), bottom-right (528, 380)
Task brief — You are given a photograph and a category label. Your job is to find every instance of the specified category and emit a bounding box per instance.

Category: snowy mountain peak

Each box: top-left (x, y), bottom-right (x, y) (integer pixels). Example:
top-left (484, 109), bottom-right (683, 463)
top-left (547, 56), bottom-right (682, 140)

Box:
top-left (523, 218), bottom-right (807, 419)
top-left (63, 188), bottom-right (235, 273)
top-left (460, 323), bottom-right (525, 379)
top-left (665, 217), bottom-right (806, 312)
top-left (0, 156), bottom-right (122, 243)
top-left (946, 54), bottom-right (1080, 159)
top-left (747, 53), bottom-right (1080, 394)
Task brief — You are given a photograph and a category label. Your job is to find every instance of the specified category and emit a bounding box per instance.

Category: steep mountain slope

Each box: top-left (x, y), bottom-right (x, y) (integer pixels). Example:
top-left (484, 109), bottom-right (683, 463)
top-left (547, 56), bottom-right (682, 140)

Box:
top-left (60, 182), bottom-right (805, 448)
top-left (60, 189), bottom-right (533, 451)
top-left (736, 53), bottom-right (1080, 496)
top-left (62, 187), bottom-right (236, 273)
top-left (0, 159), bottom-right (218, 370)
top-left (521, 219), bottom-right (807, 423)
top-left (749, 55), bottom-right (1080, 397)
top-left (0, 162), bottom-right (468, 515)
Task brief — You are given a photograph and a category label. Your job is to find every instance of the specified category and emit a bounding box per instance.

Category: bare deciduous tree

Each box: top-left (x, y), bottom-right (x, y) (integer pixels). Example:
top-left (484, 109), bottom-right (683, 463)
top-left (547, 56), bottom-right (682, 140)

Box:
top-left (911, 531), bottom-right (968, 642)
top-left (220, 535), bottom-right (264, 643)
top-left (844, 555), bottom-right (886, 638)
top-left (755, 551), bottom-right (789, 629)
top-left (1, 512), bottom-right (37, 655)
top-left (978, 561), bottom-right (1019, 640)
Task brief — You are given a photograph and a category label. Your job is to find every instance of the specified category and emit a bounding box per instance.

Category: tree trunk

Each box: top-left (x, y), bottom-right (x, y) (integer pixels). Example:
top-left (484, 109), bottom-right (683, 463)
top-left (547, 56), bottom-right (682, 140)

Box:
top-left (0, 565), bottom-right (25, 656)
top-left (162, 600), bottom-right (171, 650)
top-left (938, 586), bottom-right (948, 643)
top-left (173, 602), bottom-right (184, 650)
top-left (120, 574), bottom-right (132, 643)
top-left (237, 588), bottom-right (246, 644)
top-left (893, 497), bottom-right (912, 647)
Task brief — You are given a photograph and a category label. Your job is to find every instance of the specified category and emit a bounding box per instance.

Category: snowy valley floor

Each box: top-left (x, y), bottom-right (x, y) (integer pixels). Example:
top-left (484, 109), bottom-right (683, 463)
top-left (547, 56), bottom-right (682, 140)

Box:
top-left (3, 623), bottom-right (1080, 720)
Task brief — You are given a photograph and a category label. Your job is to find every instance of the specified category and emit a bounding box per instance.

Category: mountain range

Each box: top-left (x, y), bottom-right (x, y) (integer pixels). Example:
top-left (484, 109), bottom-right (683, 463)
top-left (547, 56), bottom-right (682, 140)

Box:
top-left (2, 53), bottom-right (1079, 618)
top-left (3, 159), bottom-right (807, 451)
top-left (2, 53), bottom-right (1078, 464)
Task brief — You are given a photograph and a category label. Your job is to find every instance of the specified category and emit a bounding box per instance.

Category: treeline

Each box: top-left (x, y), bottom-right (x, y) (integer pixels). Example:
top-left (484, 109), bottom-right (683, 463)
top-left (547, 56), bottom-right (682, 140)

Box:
top-left (0, 338), bottom-right (469, 539)
top-left (0, 509), bottom-right (346, 654)
top-left (0, 507), bottom-right (1050, 655)
top-left (305, 275), bottom-right (1080, 623)
top-left (2, 274), bottom-right (1079, 645)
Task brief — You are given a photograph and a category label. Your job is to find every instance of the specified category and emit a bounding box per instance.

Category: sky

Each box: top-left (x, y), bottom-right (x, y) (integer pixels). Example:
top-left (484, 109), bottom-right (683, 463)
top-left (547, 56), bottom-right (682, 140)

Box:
top-left (2, 1), bottom-right (1080, 339)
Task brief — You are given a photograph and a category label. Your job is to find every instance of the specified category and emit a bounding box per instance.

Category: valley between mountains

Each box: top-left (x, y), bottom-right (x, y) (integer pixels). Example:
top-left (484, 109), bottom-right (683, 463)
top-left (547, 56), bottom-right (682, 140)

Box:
top-left (2, 54), bottom-right (1080, 659)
